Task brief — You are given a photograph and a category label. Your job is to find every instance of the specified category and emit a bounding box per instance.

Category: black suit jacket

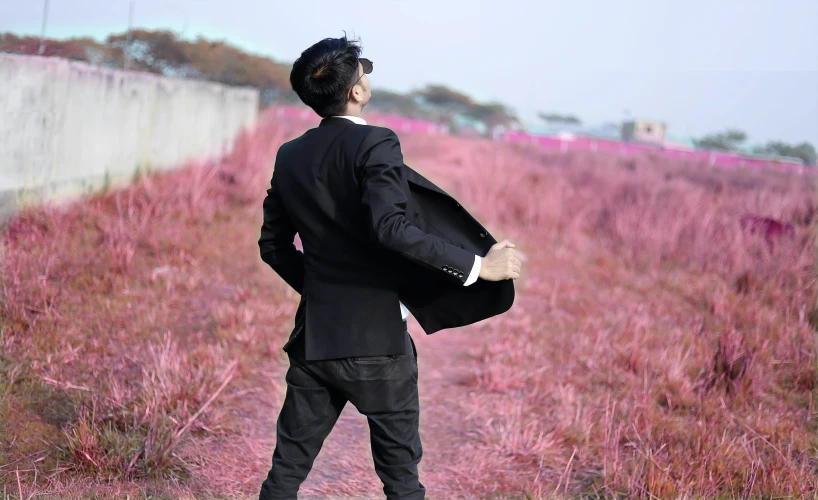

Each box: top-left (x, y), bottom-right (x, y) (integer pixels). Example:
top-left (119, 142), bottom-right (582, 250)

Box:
top-left (259, 117), bottom-right (514, 360)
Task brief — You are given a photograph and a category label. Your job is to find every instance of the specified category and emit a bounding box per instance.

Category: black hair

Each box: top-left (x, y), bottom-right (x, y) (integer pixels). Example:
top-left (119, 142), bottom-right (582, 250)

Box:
top-left (290, 35), bottom-right (362, 117)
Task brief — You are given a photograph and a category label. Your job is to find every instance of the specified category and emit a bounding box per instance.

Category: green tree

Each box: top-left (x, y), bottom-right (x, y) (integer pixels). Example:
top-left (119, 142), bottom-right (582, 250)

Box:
top-left (106, 30), bottom-right (188, 74)
top-left (369, 90), bottom-right (426, 118)
top-left (538, 112), bottom-right (582, 126)
top-left (467, 102), bottom-right (519, 135)
top-left (414, 84), bottom-right (474, 112)
top-left (0, 32), bottom-right (102, 60)
top-left (754, 141), bottom-right (817, 166)
top-left (693, 129), bottom-right (748, 151)
top-left (103, 30), bottom-right (292, 100)
top-left (411, 85), bottom-right (518, 135)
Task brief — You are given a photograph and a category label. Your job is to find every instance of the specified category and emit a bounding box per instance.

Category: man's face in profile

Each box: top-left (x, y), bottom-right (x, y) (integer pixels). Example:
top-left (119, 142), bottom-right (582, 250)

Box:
top-left (349, 60), bottom-right (372, 109)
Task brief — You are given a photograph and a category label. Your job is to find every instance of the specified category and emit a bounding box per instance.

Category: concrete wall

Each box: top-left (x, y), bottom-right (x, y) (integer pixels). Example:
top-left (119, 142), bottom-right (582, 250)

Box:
top-left (0, 53), bottom-right (259, 222)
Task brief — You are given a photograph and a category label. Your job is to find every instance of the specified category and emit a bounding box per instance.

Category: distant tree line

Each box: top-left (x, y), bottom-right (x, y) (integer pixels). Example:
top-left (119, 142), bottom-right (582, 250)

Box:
top-left (0, 30), bottom-right (518, 137)
top-left (693, 129), bottom-right (816, 166)
top-left (2, 30), bottom-right (812, 156)
top-left (537, 113), bottom-right (582, 126)
top-left (0, 31), bottom-right (293, 101)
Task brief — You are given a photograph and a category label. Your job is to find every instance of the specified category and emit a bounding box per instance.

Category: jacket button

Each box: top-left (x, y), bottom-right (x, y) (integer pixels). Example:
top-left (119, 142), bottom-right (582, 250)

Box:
top-left (457, 243), bottom-right (464, 249)
top-left (455, 202), bottom-right (461, 207)
top-left (443, 266), bottom-right (449, 271)
top-left (479, 231), bottom-right (487, 238)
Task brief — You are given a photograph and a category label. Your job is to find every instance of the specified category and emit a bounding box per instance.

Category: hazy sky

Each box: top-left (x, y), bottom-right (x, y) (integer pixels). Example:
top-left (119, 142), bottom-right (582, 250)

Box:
top-left (4, 0), bottom-right (817, 145)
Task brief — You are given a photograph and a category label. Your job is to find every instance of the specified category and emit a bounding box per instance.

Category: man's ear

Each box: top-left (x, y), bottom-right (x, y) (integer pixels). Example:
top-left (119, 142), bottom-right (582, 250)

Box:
top-left (349, 85), bottom-right (362, 104)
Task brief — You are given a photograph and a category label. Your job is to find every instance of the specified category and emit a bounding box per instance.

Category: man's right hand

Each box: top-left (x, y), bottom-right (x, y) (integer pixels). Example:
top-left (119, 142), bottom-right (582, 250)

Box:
top-left (479, 239), bottom-right (522, 281)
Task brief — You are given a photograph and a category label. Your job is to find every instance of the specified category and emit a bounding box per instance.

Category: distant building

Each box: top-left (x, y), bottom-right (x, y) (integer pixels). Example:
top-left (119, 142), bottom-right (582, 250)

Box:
top-left (621, 119), bottom-right (667, 145)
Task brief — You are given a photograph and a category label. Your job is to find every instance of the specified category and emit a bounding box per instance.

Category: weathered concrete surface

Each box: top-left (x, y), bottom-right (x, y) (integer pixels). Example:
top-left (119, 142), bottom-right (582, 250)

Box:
top-left (0, 53), bottom-right (259, 222)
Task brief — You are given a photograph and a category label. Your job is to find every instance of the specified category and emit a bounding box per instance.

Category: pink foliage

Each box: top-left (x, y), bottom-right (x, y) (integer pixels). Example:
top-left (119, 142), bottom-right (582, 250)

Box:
top-left (739, 213), bottom-right (796, 248)
top-left (1, 107), bottom-right (816, 498)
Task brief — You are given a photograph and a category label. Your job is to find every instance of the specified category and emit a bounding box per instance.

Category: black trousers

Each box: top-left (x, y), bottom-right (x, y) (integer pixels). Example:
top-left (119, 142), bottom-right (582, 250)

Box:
top-left (259, 324), bottom-right (424, 500)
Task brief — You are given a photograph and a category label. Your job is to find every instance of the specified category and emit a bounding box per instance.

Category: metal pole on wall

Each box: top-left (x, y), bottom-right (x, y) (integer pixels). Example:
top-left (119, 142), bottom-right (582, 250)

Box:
top-left (38, 0), bottom-right (50, 55)
top-left (124, 0), bottom-right (134, 70)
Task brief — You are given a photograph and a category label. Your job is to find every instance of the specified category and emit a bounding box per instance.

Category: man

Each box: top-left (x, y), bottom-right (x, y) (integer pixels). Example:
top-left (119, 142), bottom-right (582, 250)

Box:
top-left (258, 35), bottom-right (521, 500)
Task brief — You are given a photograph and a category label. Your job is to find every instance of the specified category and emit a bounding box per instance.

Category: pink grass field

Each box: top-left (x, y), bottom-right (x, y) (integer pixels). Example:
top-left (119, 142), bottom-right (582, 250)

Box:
top-left (1, 108), bottom-right (817, 499)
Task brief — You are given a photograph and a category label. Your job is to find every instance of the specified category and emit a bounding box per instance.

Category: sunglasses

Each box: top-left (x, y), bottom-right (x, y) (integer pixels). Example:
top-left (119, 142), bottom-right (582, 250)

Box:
top-left (359, 58), bottom-right (373, 75)
top-left (349, 58), bottom-right (373, 91)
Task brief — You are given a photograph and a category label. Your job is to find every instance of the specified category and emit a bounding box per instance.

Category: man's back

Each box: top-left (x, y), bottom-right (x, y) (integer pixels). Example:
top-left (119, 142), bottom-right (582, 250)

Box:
top-left (262, 117), bottom-right (424, 360)
top-left (275, 118), bottom-right (404, 289)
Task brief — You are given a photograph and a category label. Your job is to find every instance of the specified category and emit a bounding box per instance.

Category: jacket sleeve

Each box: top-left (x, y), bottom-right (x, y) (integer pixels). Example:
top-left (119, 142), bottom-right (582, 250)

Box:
top-left (258, 166), bottom-right (305, 294)
top-left (358, 127), bottom-right (477, 285)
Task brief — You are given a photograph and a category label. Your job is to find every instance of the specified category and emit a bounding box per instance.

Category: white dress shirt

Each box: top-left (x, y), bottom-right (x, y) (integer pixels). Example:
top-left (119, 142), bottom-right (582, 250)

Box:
top-left (334, 115), bottom-right (482, 320)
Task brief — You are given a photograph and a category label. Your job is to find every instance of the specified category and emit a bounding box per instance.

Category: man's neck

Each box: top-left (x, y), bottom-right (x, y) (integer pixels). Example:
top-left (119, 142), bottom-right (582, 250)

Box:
top-left (343, 101), bottom-right (367, 117)
top-left (335, 115), bottom-right (367, 125)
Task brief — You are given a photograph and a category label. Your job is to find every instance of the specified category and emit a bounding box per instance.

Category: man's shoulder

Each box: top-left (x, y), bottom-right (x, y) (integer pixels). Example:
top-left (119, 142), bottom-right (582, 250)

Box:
top-left (360, 124), bottom-right (397, 137)
top-left (357, 125), bottom-right (401, 150)
top-left (322, 123), bottom-right (401, 153)
top-left (278, 122), bottom-right (396, 145)
top-left (274, 128), bottom-right (318, 159)
top-left (275, 123), bottom-right (400, 166)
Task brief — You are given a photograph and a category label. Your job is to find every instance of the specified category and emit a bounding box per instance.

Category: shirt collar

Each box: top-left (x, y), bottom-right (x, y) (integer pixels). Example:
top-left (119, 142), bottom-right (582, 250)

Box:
top-left (335, 115), bottom-right (367, 125)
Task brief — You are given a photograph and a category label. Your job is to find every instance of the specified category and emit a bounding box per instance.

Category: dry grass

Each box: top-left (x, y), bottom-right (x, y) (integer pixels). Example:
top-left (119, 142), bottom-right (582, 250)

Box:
top-left (400, 134), bottom-right (818, 498)
top-left (0, 118), bottom-right (304, 498)
top-left (1, 109), bottom-right (817, 498)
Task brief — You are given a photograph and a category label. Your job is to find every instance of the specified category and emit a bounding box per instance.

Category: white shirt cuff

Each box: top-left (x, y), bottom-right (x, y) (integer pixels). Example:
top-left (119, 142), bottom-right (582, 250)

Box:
top-left (463, 255), bottom-right (481, 286)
